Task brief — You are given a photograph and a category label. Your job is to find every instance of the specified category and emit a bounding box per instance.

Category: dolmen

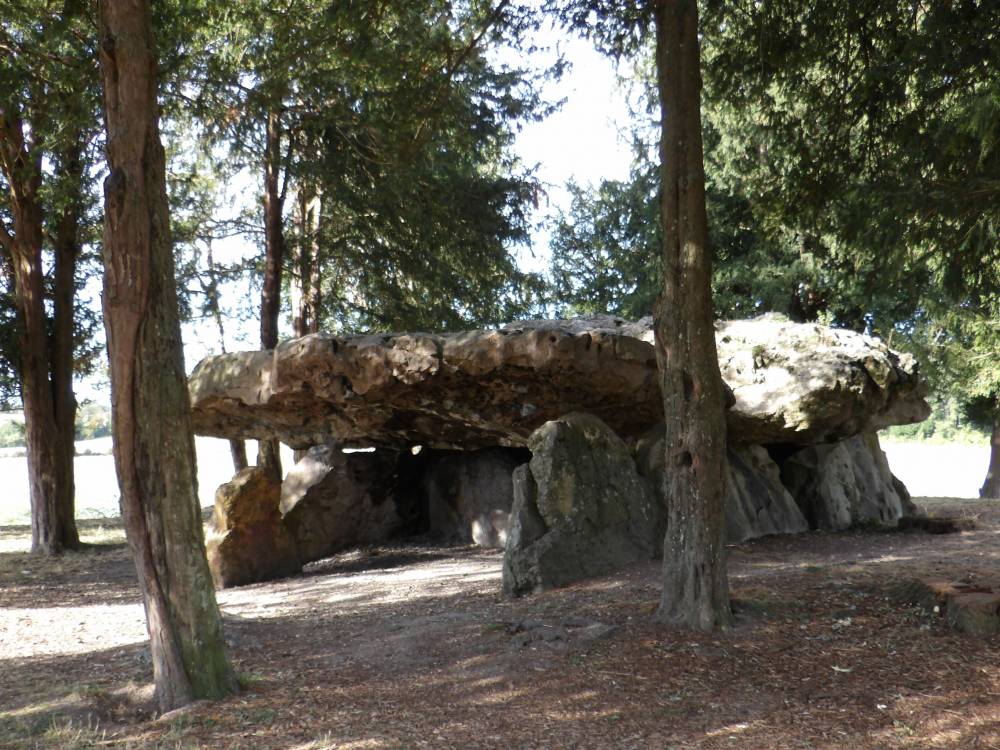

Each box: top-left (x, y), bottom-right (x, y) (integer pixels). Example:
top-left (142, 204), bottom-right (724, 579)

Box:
top-left (189, 314), bottom-right (930, 592)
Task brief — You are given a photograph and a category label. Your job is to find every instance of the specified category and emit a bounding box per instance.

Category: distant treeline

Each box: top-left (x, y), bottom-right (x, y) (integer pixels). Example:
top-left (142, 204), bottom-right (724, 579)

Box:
top-left (0, 403), bottom-right (112, 448)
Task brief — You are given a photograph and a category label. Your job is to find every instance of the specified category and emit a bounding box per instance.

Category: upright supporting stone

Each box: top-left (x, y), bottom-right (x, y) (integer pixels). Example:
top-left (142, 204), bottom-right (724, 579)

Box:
top-left (206, 467), bottom-right (301, 588)
top-left (636, 425), bottom-right (808, 543)
top-left (502, 413), bottom-right (660, 596)
top-left (424, 447), bottom-right (529, 548)
top-left (281, 444), bottom-right (404, 564)
top-left (781, 432), bottom-right (910, 530)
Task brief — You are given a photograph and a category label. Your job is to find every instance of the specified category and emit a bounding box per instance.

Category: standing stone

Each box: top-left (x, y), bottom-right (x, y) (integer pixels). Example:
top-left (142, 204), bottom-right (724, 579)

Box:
top-left (636, 425), bottom-right (808, 544)
top-left (502, 413), bottom-right (660, 596)
top-left (281, 444), bottom-right (404, 564)
top-left (781, 432), bottom-right (909, 530)
top-left (725, 445), bottom-right (809, 543)
top-left (423, 447), bottom-right (529, 548)
top-left (206, 467), bottom-right (301, 588)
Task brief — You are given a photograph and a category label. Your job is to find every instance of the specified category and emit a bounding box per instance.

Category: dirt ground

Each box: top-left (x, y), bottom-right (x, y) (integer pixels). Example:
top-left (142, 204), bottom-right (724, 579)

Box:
top-left (2, 497), bottom-right (999, 749)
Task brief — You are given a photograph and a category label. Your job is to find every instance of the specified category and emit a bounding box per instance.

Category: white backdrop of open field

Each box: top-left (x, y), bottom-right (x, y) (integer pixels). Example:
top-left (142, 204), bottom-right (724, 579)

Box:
top-left (0, 438), bottom-right (295, 525)
top-left (0, 438), bottom-right (989, 526)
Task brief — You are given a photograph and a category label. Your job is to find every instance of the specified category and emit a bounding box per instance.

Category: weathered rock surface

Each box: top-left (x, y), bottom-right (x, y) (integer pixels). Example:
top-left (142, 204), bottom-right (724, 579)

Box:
top-left (636, 426), bottom-right (808, 544)
top-left (281, 444), bottom-right (404, 564)
top-left (423, 447), bottom-right (530, 548)
top-left (189, 321), bottom-right (660, 450)
top-left (502, 413), bottom-right (660, 596)
top-left (714, 316), bottom-right (930, 444)
top-left (781, 432), bottom-right (909, 530)
top-left (188, 315), bottom-right (928, 450)
top-left (726, 445), bottom-right (810, 543)
top-left (206, 467), bottom-right (301, 588)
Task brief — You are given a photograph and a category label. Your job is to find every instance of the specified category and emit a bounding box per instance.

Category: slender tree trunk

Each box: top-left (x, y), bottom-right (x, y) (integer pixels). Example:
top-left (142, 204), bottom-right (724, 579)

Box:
top-left (652, 0), bottom-right (731, 631)
top-left (981, 410), bottom-right (1000, 499)
top-left (307, 192), bottom-right (322, 335)
top-left (203, 242), bottom-right (248, 473)
top-left (257, 109), bottom-right (284, 480)
top-left (292, 184), bottom-right (321, 338)
top-left (51, 138), bottom-right (85, 550)
top-left (97, 0), bottom-right (237, 712)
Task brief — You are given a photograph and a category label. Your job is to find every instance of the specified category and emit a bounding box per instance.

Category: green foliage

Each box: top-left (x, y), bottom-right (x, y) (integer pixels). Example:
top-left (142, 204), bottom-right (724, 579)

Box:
top-left (0, 0), bottom-right (105, 405)
top-left (182, 0), bottom-right (554, 334)
top-left (0, 416), bottom-right (24, 448)
top-left (550, 0), bottom-right (1000, 441)
top-left (0, 403), bottom-right (112, 447)
top-left (74, 403), bottom-right (112, 442)
top-left (884, 397), bottom-right (989, 444)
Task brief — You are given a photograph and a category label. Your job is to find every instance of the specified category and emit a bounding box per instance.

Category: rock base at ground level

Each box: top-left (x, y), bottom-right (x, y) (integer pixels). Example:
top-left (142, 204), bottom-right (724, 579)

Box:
top-left (895, 578), bottom-right (1000, 635)
top-left (636, 427), bottom-right (810, 544)
top-left (423, 447), bottom-right (530, 547)
top-left (206, 467), bottom-right (301, 588)
top-left (781, 432), bottom-right (907, 531)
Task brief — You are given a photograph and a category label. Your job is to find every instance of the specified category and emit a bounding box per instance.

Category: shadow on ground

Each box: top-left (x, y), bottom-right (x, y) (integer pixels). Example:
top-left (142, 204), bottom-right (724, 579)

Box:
top-left (1, 497), bottom-right (999, 749)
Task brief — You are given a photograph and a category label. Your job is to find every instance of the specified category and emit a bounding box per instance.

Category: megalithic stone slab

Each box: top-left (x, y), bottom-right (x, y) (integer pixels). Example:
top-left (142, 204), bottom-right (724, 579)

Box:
top-left (189, 314), bottom-right (929, 450)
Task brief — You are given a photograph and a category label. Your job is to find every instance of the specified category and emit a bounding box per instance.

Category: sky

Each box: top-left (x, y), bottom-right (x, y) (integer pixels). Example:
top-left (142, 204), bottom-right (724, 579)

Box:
top-left (506, 31), bottom-right (635, 273)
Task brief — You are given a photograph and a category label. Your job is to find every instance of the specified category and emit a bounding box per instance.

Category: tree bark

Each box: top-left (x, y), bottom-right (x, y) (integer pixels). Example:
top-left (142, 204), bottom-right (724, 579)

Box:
top-left (203, 241), bottom-right (248, 474)
top-left (981, 411), bottom-right (1000, 499)
top-left (257, 108), bottom-right (285, 480)
top-left (0, 107), bottom-right (80, 554)
top-left (97, 0), bottom-right (237, 713)
top-left (652, 0), bottom-right (731, 631)
top-left (12, 198), bottom-right (69, 555)
top-left (292, 184), bottom-right (322, 339)
top-left (51, 138), bottom-right (85, 549)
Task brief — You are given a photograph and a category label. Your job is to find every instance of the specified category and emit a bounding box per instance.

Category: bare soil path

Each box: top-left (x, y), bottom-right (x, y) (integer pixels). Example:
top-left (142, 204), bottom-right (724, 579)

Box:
top-left (2, 497), bottom-right (999, 749)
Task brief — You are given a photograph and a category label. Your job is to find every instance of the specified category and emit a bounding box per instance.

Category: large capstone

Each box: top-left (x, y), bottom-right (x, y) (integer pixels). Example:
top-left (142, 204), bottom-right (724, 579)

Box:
top-left (501, 413), bottom-right (661, 596)
top-left (715, 316), bottom-right (930, 444)
top-left (188, 315), bottom-right (928, 450)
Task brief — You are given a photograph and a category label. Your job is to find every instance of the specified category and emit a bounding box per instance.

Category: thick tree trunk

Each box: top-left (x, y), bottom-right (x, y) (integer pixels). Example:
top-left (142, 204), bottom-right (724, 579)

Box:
top-left (257, 109), bottom-right (285, 480)
top-left (97, 0), bottom-right (237, 713)
top-left (981, 412), bottom-right (1000, 499)
top-left (0, 112), bottom-right (80, 554)
top-left (652, 0), bottom-right (731, 631)
top-left (12, 208), bottom-right (71, 555)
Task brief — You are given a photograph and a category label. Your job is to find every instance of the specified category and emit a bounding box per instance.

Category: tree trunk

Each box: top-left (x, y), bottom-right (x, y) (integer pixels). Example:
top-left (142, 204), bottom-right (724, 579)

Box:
top-left (981, 411), bottom-right (1000, 499)
top-left (51, 137), bottom-right (86, 550)
top-left (292, 184), bottom-right (321, 338)
top-left (97, 0), bottom-right (237, 713)
top-left (12, 204), bottom-right (70, 555)
top-left (652, 0), bottom-right (731, 631)
top-left (0, 110), bottom-right (80, 554)
top-left (203, 241), bottom-right (248, 474)
top-left (307, 193), bottom-right (322, 335)
top-left (257, 108), bottom-right (285, 480)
